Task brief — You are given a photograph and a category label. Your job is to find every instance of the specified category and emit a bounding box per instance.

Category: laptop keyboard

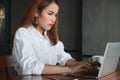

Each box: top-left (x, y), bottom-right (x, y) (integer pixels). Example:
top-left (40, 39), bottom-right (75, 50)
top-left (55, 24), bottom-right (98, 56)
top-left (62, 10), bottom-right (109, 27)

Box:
top-left (65, 70), bottom-right (99, 78)
top-left (75, 70), bottom-right (99, 77)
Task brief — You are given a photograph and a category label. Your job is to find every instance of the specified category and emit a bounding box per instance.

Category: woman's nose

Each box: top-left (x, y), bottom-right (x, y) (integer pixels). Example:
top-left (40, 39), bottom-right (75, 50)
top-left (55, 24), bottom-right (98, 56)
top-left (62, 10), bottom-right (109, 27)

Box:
top-left (51, 16), bottom-right (56, 22)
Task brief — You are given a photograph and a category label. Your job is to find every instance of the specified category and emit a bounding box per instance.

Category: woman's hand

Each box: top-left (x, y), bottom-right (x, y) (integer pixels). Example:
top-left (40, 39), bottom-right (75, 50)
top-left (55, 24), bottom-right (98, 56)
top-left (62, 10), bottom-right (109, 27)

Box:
top-left (66, 59), bottom-right (99, 73)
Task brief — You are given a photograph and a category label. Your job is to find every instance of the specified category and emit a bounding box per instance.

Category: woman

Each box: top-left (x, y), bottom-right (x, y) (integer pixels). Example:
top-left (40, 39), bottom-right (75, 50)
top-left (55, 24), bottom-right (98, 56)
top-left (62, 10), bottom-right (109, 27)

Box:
top-left (12, 0), bottom-right (96, 75)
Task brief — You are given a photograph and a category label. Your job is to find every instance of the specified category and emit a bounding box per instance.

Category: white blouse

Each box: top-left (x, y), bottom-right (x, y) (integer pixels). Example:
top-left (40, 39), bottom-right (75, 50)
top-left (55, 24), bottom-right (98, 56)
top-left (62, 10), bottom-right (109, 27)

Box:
top-left (12, 25), bottom-right (73, 75)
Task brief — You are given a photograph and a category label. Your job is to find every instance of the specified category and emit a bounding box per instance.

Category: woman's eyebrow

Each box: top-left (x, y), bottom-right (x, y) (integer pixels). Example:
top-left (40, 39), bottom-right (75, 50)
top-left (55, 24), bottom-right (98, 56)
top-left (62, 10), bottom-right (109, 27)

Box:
top-left (48, 10), bottom-right (54, 13)
top-left (48, 10), bottom-right (58, 14)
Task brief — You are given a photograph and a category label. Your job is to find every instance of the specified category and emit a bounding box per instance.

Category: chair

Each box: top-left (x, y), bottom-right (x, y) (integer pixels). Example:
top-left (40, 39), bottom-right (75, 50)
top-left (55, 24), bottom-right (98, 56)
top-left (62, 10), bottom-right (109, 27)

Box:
top-left (0, 55), bottom-right (17, 79)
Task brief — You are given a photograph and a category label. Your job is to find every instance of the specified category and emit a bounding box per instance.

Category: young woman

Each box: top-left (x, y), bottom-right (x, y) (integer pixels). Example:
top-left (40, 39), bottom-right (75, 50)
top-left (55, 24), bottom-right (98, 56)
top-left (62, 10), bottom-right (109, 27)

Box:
top-left (12, 0), bottom-right (96, 75)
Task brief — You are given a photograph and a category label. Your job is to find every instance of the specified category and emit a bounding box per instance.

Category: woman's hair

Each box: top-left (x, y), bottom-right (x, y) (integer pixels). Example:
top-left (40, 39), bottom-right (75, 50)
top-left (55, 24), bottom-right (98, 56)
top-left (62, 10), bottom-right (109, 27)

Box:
top-left (12, 0), bottom-right (59, 45)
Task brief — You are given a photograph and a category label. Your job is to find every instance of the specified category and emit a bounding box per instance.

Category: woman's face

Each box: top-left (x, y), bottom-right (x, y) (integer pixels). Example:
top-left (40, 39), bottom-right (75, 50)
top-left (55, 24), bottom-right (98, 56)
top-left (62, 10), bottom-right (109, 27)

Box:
top-left (36, 2), bottom-right (59, 33)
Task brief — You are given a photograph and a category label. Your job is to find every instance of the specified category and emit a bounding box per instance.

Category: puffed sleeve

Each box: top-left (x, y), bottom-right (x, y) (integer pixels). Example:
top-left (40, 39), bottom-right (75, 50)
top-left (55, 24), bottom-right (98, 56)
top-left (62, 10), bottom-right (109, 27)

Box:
top-left (56, 41), bottom-right (74, 66)
top-left (12, 28), bottom-right (44, 75)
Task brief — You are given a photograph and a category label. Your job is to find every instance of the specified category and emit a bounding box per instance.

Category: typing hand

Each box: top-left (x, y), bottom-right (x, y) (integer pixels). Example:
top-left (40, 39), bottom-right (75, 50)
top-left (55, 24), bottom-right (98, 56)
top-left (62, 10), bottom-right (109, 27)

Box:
top-left (66, 59), bottom-right (100, 74)
top-left (68, 61), bottom-right (97, 73)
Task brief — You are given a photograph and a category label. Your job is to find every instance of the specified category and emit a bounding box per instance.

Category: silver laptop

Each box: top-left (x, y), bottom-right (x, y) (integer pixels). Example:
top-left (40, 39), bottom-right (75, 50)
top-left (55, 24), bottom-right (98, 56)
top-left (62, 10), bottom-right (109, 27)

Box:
top-left (97, 42), bottom-right (120, 78)
top-left (64, 42), bottom-right (120, 78)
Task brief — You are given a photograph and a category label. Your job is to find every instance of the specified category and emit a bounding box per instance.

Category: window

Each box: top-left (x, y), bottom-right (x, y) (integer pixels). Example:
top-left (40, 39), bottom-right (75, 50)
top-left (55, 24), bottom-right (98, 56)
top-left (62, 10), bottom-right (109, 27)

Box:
top-left (0, 0), bottom-right (10, 54)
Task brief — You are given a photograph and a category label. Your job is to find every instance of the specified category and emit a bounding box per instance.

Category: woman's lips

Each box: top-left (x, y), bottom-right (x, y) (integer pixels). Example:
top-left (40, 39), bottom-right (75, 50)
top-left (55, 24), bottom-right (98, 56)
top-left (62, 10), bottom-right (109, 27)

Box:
top-left (49, 24), bottom-right (54, 27)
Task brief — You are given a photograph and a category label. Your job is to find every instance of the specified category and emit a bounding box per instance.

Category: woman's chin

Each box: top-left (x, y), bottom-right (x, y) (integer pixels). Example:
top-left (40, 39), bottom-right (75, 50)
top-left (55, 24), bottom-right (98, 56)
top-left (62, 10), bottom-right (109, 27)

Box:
top-left (46, 28), bottom-right (52, 31)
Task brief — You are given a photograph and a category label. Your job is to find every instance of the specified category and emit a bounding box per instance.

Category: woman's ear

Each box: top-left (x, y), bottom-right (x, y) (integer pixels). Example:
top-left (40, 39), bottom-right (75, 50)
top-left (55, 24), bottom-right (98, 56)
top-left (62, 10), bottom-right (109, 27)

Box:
top-left (35, 12), bottom-right (39, 17)
top-left (35, 10), bottom-right (39, 17)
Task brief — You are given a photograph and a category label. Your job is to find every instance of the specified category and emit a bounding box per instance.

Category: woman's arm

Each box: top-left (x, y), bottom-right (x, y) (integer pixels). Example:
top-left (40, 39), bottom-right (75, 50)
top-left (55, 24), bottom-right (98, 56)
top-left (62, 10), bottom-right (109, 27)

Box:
top-left (42, 64), bottom-right (71, 74)
top-left (42, 59), bottom-right (96, 74)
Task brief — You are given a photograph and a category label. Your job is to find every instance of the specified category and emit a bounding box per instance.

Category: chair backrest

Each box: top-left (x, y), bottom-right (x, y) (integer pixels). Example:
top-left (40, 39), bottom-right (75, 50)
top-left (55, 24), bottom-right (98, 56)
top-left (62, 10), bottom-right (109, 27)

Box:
top-left (0, 55), bottom-right (17, 79)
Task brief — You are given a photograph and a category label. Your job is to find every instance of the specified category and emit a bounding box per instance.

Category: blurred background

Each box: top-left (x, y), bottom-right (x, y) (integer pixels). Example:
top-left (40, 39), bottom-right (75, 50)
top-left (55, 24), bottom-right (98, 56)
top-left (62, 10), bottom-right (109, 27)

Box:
top-left (1, 0), bottom-right (120, 61)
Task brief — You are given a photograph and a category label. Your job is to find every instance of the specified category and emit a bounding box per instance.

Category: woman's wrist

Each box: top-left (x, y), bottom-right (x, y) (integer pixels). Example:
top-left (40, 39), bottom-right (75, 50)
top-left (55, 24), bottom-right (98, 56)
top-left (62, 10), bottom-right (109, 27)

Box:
top-left (60, 66), bottom-right (72, 75)
top-left (66, 59), bottom-right (78, 66)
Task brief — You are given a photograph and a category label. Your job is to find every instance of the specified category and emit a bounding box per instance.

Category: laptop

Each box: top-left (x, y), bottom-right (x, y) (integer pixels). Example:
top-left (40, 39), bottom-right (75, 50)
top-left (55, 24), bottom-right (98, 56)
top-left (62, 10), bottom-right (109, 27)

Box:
top-left (62, 42), bottom-right (120, 78)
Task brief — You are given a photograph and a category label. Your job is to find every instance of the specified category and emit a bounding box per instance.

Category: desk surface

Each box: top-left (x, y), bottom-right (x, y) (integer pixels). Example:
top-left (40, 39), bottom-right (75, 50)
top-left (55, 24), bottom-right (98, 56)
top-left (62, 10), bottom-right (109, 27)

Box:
top-left (1, 66), bottom-right (120, 80)
top-left (0, 72), bottom-right (119, 80)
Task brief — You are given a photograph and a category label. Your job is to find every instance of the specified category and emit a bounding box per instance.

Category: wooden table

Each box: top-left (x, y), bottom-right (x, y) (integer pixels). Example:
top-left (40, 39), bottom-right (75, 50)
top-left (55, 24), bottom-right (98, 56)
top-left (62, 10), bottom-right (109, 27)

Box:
top-left (1, 66), bottom-right (120, 80)
top-left (0, 72), bottom-right (119, 80)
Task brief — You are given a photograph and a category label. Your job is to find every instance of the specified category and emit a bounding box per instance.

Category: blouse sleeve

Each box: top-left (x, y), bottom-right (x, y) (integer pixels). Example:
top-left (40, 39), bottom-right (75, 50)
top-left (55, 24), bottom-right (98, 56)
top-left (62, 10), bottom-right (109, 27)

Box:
top-left (56, 41), bottom-right (74, 66)
top-left (12, 28), bottom-right (44, 75)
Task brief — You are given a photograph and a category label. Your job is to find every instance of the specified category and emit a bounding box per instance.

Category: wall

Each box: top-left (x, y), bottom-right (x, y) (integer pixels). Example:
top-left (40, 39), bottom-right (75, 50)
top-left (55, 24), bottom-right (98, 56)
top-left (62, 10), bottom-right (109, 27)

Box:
top-left (58, 0), bottom-right (82, 51)
top-left (82, 0), bottom-right (120, 55)
top-left (11, 0), bottom-right (29, 30)
top-left (58, 0), bottom-right (82, 60)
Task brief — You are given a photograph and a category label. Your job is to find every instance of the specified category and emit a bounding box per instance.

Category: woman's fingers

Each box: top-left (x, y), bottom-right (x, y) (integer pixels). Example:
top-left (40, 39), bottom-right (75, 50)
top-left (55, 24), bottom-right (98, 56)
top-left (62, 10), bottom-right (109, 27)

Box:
top-left (70, 61), bottom-right (100, 73)
top-left (76, 62), bottom-right (97, 72)
top-left (83, 62), bottom-right (93, 69)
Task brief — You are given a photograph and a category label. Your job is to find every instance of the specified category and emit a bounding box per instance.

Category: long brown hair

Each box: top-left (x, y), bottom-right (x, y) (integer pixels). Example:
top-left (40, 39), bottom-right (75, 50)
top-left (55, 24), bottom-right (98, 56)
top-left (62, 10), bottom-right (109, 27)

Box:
top-left (12, 0), bottom-right (59, 45)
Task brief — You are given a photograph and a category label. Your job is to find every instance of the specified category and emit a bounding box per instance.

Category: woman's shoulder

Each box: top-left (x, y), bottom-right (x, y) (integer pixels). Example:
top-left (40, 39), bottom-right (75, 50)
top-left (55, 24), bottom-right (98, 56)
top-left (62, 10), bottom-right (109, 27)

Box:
top-left (16, 27), bottom-right (28, 34)
top-left (55, 41), bottom-right (64, 49)
top-left (15, 26), bottom-right (32, 39)
top-left (16, 25), bottom-right (34, 34)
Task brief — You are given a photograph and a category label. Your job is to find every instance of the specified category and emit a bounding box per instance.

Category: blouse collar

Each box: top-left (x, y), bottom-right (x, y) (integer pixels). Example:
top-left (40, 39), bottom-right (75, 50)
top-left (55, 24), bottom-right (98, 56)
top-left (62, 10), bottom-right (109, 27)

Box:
top-left (29, 25), bottom-right (48, 40)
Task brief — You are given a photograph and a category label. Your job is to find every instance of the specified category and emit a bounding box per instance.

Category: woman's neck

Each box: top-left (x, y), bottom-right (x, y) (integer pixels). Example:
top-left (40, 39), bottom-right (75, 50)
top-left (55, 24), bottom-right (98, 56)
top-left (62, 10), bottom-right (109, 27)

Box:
top-left (36, 26), bottom-right (45, 35)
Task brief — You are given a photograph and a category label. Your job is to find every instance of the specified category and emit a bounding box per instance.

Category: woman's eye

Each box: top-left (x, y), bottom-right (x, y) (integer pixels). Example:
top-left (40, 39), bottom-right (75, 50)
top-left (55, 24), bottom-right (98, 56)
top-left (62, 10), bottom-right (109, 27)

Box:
top-left (55, 14), bottom-right (58, 17)
top-left (48, 13), bottom-right (53, 15)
